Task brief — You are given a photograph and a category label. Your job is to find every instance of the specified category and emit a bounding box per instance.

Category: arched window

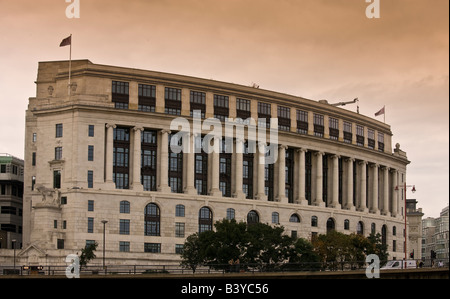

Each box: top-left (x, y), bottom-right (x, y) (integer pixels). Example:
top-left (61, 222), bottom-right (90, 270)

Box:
top-left (120, 200), bottom-right (130, 213)
top-left (344, 219), bottom-right (350, 230)
top-left (326, 218), bottom-right (335, 233)
top-left (311, 216), bottom-right (318, 227)
top-left (371, 223), bottom-right (376, 235)
top-left (289, 214), bottom-right (300, 223)
top-left (247, 210), bottom-right (259, 224)
top-left (272, 212), bottom-right (279, 224)
top-left (199, 207), bottom-right (213, 233)
top-left (357, 221), bottom-right (364, 235)
top-left (226, 208), bottom-right (235, 220)
top-left (381, 225), bottom-right (387, 246)
top-left (175, 204), bottom-right (185, 217)
top-left (144, 203), bottom-right (160, 236)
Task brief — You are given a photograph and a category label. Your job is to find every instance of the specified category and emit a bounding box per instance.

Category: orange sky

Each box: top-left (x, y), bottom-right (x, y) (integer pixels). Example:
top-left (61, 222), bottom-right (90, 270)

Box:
top-left (0, 0), bottom-right (448, 217)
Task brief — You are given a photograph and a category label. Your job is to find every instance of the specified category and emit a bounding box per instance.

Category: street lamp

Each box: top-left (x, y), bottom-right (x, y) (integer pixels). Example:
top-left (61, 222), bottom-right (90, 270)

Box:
top-left (395, 183), bottom-right (416, 263)
top-left (101, 220), bottom-right (108, 274)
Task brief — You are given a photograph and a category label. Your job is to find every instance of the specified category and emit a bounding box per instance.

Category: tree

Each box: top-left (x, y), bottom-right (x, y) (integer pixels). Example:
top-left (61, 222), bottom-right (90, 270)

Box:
top-left (285, 237), bottom-right (321, 271)
top-left (367, 233), bottom-right (388, 264)
top-left (79, 242), bottom-right (98, 270)
top-left (312, 230), bottom-right (353, 270)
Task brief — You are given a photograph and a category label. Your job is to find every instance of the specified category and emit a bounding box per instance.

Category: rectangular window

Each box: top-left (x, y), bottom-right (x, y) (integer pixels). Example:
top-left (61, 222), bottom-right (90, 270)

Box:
top-left (88, 125), bottom-right (95, 137)
top-left (32, 152), bottom-right (36, 166)
top-left (219, 139), bottom-right (232, 197)
top-left (175, 244), bottom-right (184, 254)
top-left (33, 133), bottom-right (37, 142)
top-left (368, 129), bottom-right (375, 149)
top-left (194, 135), bottom-right (208, 195)
top-left (378, 132), bottom-right (385, 152)
top-left (258, 102), bottom-right (271, 128)
top-left (56, 124), bottom-right (63, 138)
top-left (141, 130), bottom-right (157, 191)
top-left (296, 110), bottom-right (308, 134)
top-left (87, 217), bottom-right (94, 233)
top-left (119, 219), bottom-right (130, 235)
top-left (236, 98), bottom-right (251, 119)
top-left (165, 87), bottom-right (181, 115)
top-left (113, 127), bottom-right (130, 189)
top-left (190, 91), bottom-right (206, 118)
top-left (175, 222), bottom-right (185, 237)
top-left (138, 84), bottom-right (156, 112)
top-left (313, 114), bottom-right (324, 137)
top-left (356, 125), bottom-right (364, 146)
top-left (53, 170), bottom-right (61, 189)
top-left (112, 81), bottom-right (129, 109)
top-left (214, 94), bottom-right (229, 122)
top-left (55, 147), bottom-right (63, 160)
top-left (168, 134), bottom-right (183, 193)
top-left (144, 243), bottom-right (161, 253)
top-left (119, 241), bottom-right (130, 252)
top-left (278, 106), bottom-right (290, 131)
top-left (329, 117), bottom-right (339, 140)
top-left (87, 170), bottom-right (93, 188)
top-left (243, 143), bottom-right (253, 199)
top-left (88, 200), bottom-right (94, 211)
top-left (57, 239), bottom-right (64, 249)
top-left (88, 145), bottom-right (94, 161)
top-left (343, 121), bottom-right (352, 143)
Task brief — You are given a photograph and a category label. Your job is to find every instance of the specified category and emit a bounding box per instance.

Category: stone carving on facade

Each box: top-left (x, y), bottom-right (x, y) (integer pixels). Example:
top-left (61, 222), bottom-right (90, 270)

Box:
top-left (35, 184), bottom-right (61, 206)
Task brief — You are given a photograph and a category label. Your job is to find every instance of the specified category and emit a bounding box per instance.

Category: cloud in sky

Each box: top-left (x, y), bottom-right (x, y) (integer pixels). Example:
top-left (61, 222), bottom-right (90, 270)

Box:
top-left (0, 0), bottom-right (448, 217)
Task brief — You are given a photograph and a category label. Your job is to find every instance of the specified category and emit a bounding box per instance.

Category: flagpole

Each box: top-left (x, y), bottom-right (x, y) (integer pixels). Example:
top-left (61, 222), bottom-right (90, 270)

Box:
top-left (383, 105), bottom-right (385, 123)
top-left (68, 34), bottom-right (72, 96)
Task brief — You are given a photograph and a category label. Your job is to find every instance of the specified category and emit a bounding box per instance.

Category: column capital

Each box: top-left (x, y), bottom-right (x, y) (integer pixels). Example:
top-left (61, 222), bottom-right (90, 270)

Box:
top-left (161, 129), bottom-right (172, 135)
top-left (358, 160), bottom-right (368, 166)
top-left (314, 151), bottom-right (324, 157)
top-left (296, 148), bottom-right (308, 153)
top-left (331, 154), bottom-right (340, 160)
top-left (279, 144), bottom-right (288, 150)
top-left (345, 157), bottom-right (355, 163)
top-left (106, 123), bottom-right (116, 129)
top-left (370, 163), bottom-right (379, 168)
top-left (133, 126), bottom-right (144, 132)
top-left (382, 166), bottom-right (390, 171)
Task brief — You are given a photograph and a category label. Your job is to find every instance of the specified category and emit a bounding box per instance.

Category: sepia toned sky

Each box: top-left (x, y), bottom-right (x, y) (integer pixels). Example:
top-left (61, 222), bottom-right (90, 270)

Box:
top-left (0, 0), bottom-right (448, 218)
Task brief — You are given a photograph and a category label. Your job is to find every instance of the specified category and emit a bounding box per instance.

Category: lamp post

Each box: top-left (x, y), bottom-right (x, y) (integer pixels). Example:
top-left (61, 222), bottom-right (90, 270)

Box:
top-left (101, 220), bottom-right (108, 274)
top-left (395, 183), bottom-right (416, 263)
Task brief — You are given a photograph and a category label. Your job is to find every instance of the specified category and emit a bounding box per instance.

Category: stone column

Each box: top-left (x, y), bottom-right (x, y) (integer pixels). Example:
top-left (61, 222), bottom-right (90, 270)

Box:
top-left (132, 127), bottom-right (144, 191)
top-left (184, 133), bottom-right (196, 195)
top-left (295, 148), bottom-right (308, 205)
top-left (391, 169), bottom-right (398, 217)
top-left (370, 163), bottom-right (379, 214)
top-left (358, 161), bottom-right (368, 212)
top-left (276, 145), bottom-right (288, 203)
top-left (330, 155), bottom-right (341, 209)
top-left (105, 123), bottom-right (116, 188)
top-left (382, 166), bottom-right (390, 216)
top-left (345, 158), bottom-right (355, 210)
top-left (255, 143), bottom-right (267, 201)
top-left (314, 151), bottom-right (325, 207)
top-left (209, 137), bottom-right (222, 197)
top-left (233, 138), bottom-right (246, 199)
top-left (158, 129), bottom-right (171, 193)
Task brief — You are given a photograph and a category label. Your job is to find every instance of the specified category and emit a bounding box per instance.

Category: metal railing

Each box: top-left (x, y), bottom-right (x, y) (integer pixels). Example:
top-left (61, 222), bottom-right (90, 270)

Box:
top-left (1, 258), bottom-right (448, 276)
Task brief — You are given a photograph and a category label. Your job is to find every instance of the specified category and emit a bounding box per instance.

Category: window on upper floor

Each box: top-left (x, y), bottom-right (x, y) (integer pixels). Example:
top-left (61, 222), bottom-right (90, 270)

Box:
top-left (112, 81), bottom-right (129, 109)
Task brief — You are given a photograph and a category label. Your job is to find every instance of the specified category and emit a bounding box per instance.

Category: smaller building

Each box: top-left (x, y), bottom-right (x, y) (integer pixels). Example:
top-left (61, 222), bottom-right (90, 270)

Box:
top-left (421, 206), bottom-right (449, 266)
top-left (0, 154), bottom-right (24, 249)
top-left (406, 199), bottom-right (423, 260)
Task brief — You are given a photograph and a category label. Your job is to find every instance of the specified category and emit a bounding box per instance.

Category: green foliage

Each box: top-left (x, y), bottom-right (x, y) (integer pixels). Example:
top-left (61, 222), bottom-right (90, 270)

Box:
top-left (79, 242), bottom-right (98, 270)
top-left (180, 220), bottom-right (389, 272)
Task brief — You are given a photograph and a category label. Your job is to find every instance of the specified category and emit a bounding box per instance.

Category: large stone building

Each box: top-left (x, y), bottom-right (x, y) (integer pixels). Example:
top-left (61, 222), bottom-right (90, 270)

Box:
top-left (20, 59), bottom-right (411, 266)
top-left (422, 206), bottom-right (449, 266)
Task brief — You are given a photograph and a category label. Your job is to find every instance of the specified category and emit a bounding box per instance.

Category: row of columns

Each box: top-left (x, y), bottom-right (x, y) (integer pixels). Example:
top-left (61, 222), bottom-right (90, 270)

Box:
top-left (105, 124), bottom-right (402, 217)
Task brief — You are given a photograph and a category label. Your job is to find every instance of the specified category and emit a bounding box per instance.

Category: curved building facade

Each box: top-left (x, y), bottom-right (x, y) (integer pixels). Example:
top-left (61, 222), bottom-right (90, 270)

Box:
top-left (21, 60), bottom-right (410, 265)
